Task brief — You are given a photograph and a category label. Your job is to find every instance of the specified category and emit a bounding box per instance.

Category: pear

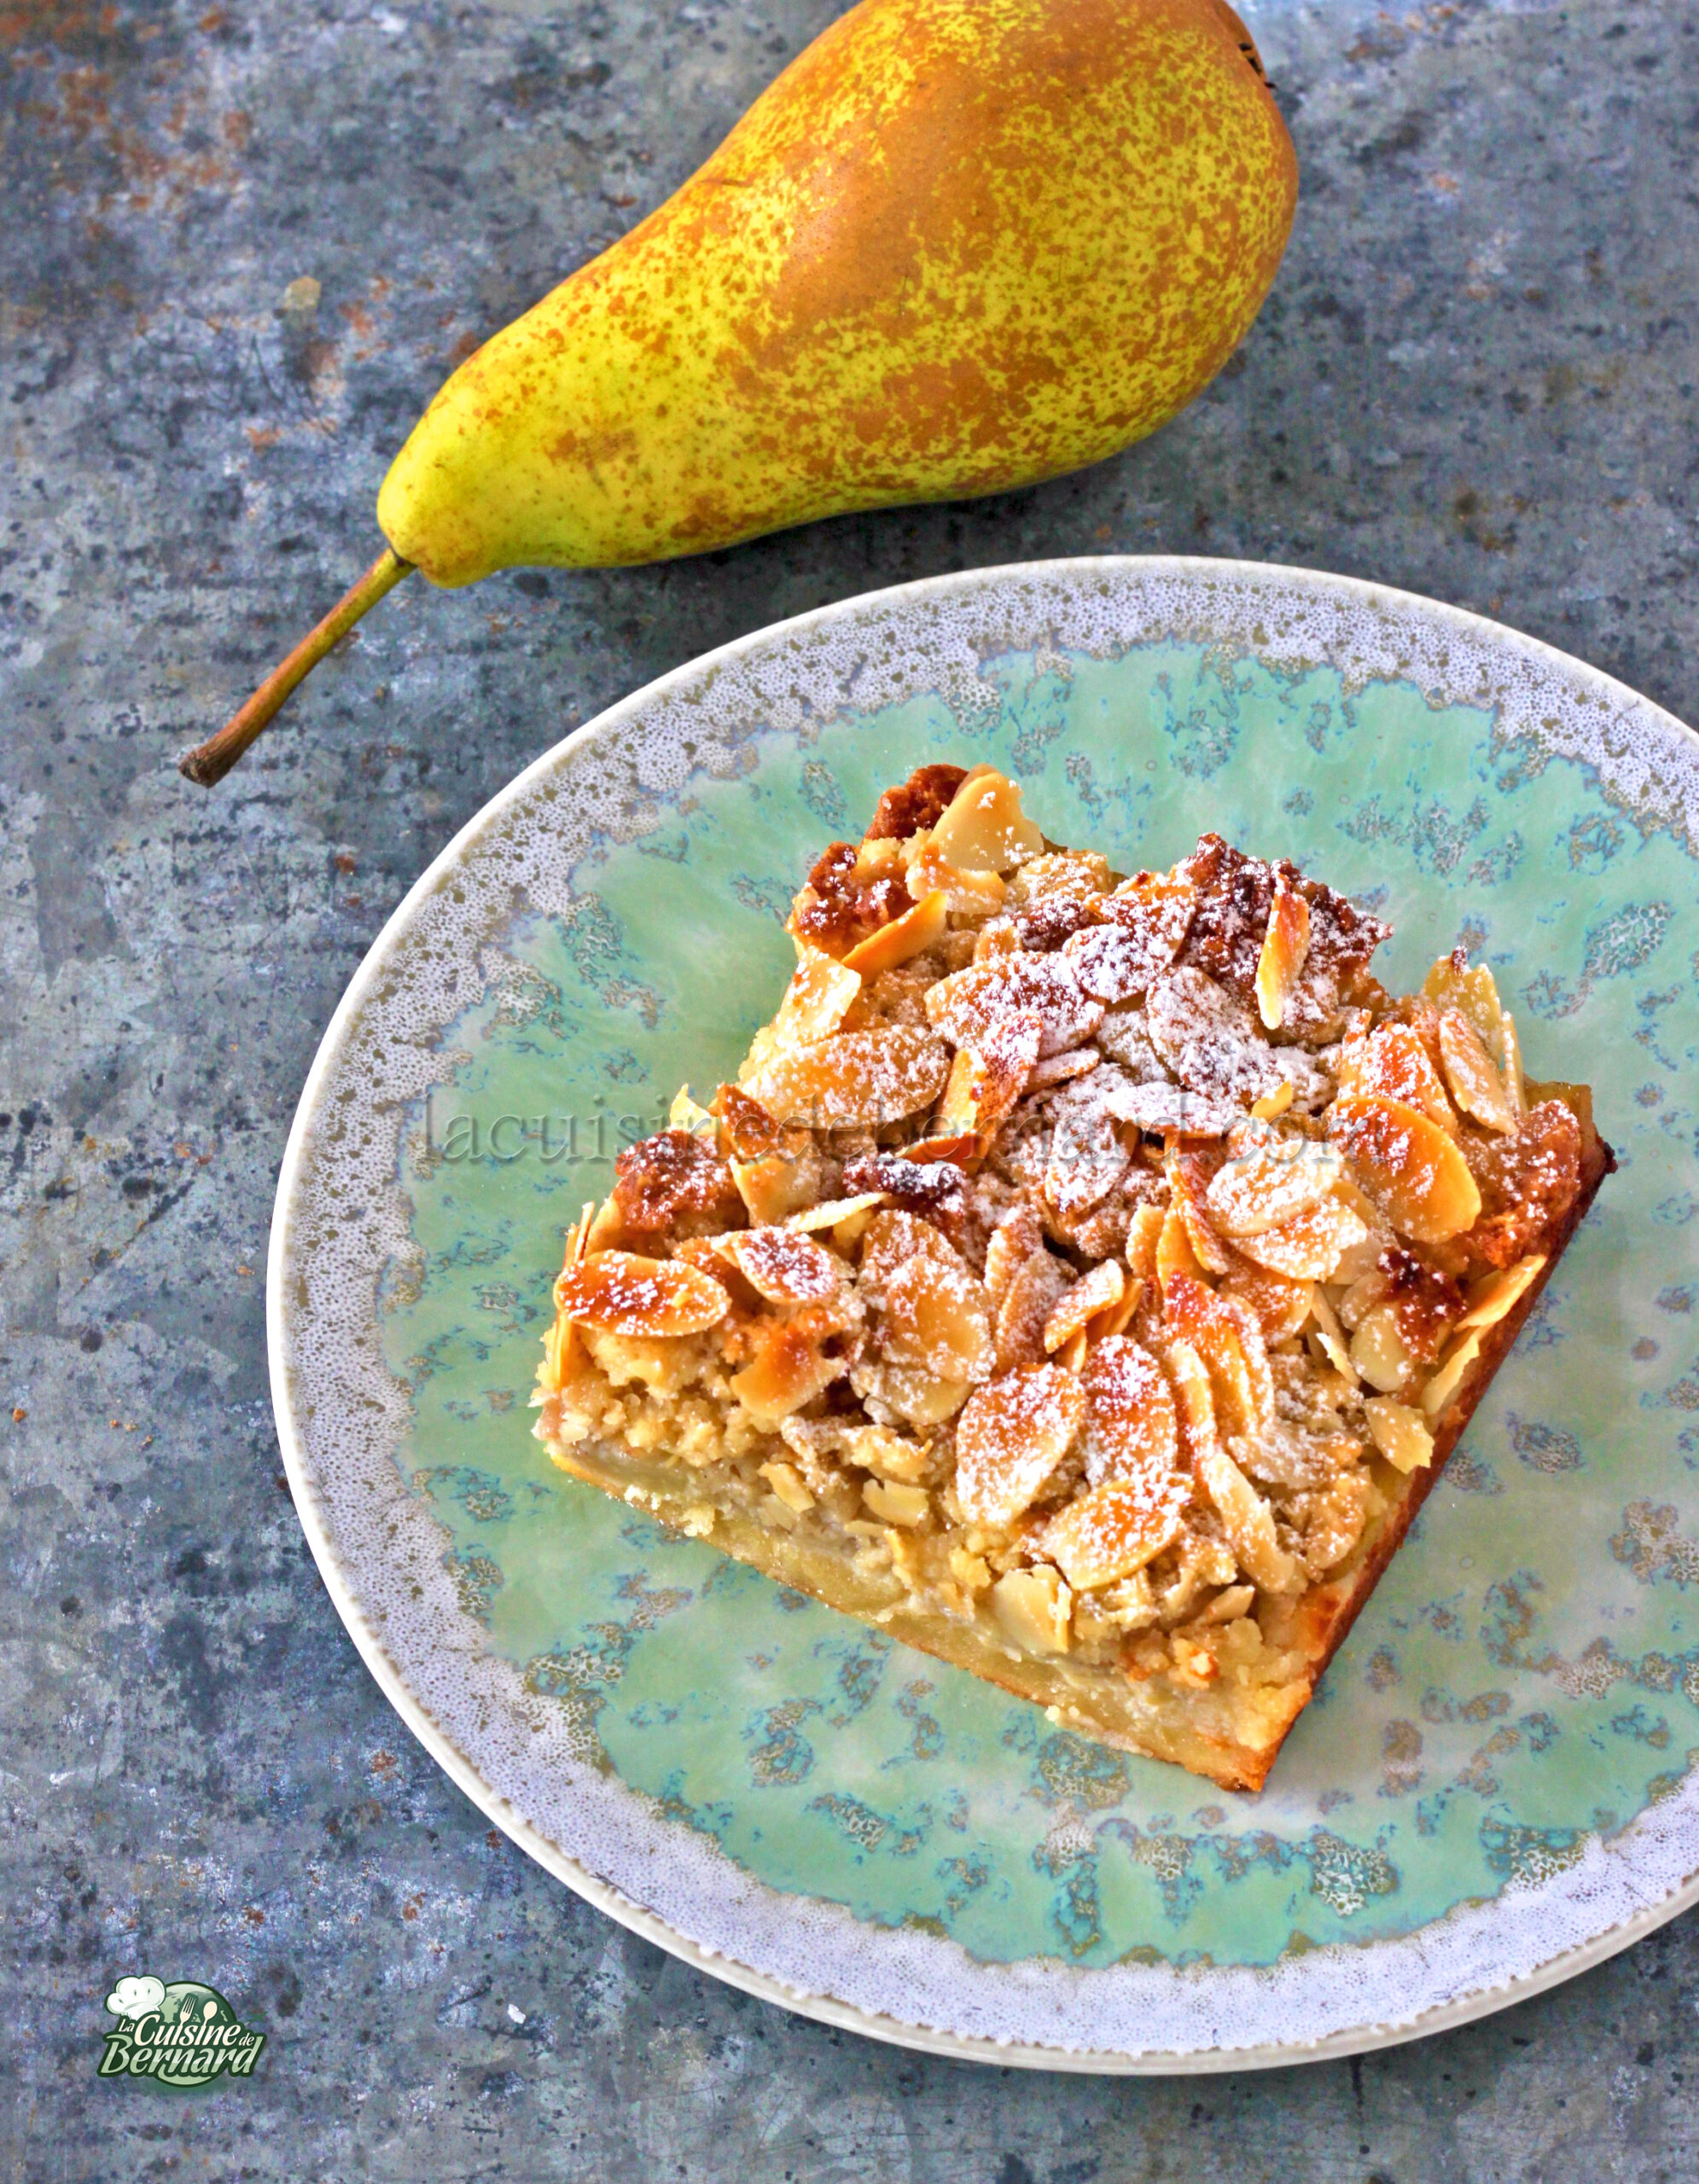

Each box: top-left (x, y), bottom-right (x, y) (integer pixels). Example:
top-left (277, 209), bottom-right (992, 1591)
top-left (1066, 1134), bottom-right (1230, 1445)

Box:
top-left (184, 0), bottom-right (1294, 784)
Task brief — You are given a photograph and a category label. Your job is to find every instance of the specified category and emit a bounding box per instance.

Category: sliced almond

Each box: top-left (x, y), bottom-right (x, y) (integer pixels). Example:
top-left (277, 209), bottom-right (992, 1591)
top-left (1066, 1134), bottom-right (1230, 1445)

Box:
top-left (1089, 1270), bottom-right (1144, 1345)
top-left (905, 838), bottom-right (1009, 916)
top-left (989, 1565), bottom-right (1074, 1654)
top-left (768, 944), bottom-right (863, 1049)
top-left (1348, 1300), bottom-right (1414, 1394)
top-left (1438, 1008), bottom-right (1516, 1135)
top-left (1171, 1339), bottom-right (1297, 1594)
top-left (1328, 1093), bottom-right (1483, 1244)
top-left (1251, 1082), bottom-right (1295, 1122)
top-left (1421, 1329), bottom-right (1483, 1420)
top-left (1207, 1133), bottom-right (1343, 1238)
top-left (932, 1012), bottom-right (1044, 1140)
top-left (1125, 1202), bottom-right (1167, 1282)
top-left (730, 1147), bottom-right (826, 1226)
top-left (1230, 1196), bottom-right (1369, 1281)
top-left (556, 1250), bottom-right (730, 1338)
top-left (748, 1026), bottom-right (950, 1129)
top-left (1335, 1021), bottom-right (1456, 1135)
top-left (930, 768), bottom-right (1045, 873)
top-left (994, 1245), bottom-right (1072, 1370)
top-left (1167, 1151), bottom-right (1235, 1275)
top-left (1079, 1333), bottom-right (1178, 1484)
top-left (1305, 1286), bottom-right (1354, 1378)
top-left (1156, 1204), bottom-right (1206, 1293)
top-left (758, 1459), bottom-right (815, 1513)
top-left (1043, 1260), bottom-right (1126, 1354)
top-left (881, 1248), bottom-right (993, 1383)
top-left (954, 1364), bottom-right (1086, 1527)
top-left (863, 1478), bottom-right (930, 1526)
top-left (1222, 1262), bottom-right (1313, 1343)
top-left (785, 1192), bottom-right (887, 1234)
top-left (710, 1225), bottom-right (845, 1306)
top-left (984, 1197), bottom-right (1046, 1309)
top-left (730, 1316), bottom-right (844, 1426)
top-left (1041, 1468), bottom-right (1188, 1591)
top-left (1422, 952), bottom-right (1507, 1060)
top-left (926, 954), bottom-right (1103, 1060)
top-left (1363, 1397), bottom-right (1434, 1475)
top-left (1455, 1252), bottom-right (1547, 1333)
top-left (1163, 1272), bottom-right (1272, 1438)
top-left (668, 1085), bottom-right (713, 1134)
top-left (842, 888), bottom-right (951, 976)
top-left (1254, 885), bottom-right (1312, 1031)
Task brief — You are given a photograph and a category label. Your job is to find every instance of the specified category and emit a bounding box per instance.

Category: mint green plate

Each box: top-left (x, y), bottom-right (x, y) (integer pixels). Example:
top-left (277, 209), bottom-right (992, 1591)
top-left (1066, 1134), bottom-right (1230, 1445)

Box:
top-left (270, 558), bottom-right (1699, 2068)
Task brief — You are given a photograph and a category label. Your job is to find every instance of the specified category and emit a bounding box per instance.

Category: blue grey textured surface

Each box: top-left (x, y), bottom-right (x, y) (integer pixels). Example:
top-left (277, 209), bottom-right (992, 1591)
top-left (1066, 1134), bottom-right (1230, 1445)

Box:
top-left (4, 0), bottom-right (1699, 2175)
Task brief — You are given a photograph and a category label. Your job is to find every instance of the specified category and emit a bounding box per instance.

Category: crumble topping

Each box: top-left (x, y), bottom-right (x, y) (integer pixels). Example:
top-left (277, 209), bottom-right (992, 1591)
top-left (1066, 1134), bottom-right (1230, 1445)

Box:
top-left (536, 762), bottom-right (1591, 1739)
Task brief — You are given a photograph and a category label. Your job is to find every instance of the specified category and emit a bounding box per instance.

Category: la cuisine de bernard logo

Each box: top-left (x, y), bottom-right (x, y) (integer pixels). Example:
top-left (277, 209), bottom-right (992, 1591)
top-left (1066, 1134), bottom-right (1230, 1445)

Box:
top-left (99, 1974), bottom-right (265, 2088)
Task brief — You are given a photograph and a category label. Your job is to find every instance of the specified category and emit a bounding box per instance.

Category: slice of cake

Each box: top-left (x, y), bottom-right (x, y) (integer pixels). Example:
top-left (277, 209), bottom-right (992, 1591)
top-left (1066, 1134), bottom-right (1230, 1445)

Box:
top-left (533, 764), bottom-right (1612, 1791)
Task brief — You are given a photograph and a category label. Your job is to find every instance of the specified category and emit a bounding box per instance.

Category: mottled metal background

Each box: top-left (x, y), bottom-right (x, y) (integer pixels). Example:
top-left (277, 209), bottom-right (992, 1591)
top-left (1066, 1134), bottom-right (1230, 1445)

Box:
top-left (3, 0), bottom-right (1697, 2175)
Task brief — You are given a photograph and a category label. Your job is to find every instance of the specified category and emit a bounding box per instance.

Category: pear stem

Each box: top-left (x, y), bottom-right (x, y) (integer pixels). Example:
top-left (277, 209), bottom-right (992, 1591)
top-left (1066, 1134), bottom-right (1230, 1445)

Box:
top-left (177, 546), bottom-right (415, 787)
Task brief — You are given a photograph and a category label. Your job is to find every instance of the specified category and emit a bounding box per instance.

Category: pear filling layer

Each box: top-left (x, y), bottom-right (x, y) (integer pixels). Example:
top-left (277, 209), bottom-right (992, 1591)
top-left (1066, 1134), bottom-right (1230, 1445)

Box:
top-left (533, 763), bottom-right (1607, 1790)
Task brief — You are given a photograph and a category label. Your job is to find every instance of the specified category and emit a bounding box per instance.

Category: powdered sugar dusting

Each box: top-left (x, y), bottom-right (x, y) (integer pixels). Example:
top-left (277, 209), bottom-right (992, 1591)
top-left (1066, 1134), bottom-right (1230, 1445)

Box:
top-left (272, 557), bottom-right (1699, 2068)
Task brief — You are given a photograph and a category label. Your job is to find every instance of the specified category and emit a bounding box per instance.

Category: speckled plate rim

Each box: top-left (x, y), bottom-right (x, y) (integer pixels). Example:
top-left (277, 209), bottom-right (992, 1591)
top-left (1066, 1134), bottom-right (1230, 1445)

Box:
top-left (268, 553), bottom-right (1699, 2072)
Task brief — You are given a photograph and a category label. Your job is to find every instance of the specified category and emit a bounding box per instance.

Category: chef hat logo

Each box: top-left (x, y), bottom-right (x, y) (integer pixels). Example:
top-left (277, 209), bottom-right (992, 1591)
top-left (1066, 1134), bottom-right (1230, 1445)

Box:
top-left (105, 1975), bottom-right (166, 2019)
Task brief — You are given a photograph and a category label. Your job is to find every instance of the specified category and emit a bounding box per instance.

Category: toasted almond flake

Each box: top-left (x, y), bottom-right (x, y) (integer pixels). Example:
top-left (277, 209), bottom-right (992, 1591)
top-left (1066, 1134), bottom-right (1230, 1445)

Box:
top-left (989, 1565), bottom-right (1073, 1654)
top-left (985, 1198), bottom-right (1046, 1308)
top-left (1230, 1195), bottom-right (1368, 1281)
top-left (556, 1250), bottom-right (730, 1337)
top-left (1422, 952), bottom-right (1508, 1063)
top-left (932, 1012), bottom-right (1044, 1139)
top-left (730, 1318), bottom-right (844, 1426)
top-left (1207, 1134), bottom-right (1344, 1237)
top-left (927, 953), bottom-right (1103, 1060)
top-left (770, 945), bottom-right (863, 1048)
top-left (994, 1245), bottom-right (1072, 1370)
top-left (1254, 885), bottom-right (1312, 1031)
top-left (1125, 1202), bottom-right (1167, 1282)
top-left (785, 1192), bottom-right (888, 1233)
top-left (1421, 1329), bottom-right (1483, 1420)
top-left (863, 1478), bottom-right (929, 1526)
top-left (1044, 1260), bottom-right (1126, 1353)
top-left (1167, 1151), bottom-right (1235, 1274)
top-left (1163, 1272), bottom-right (1272, 1438)
top-left (1499, 1006), bottom-right (1527, 1118)
top-left (930, 768), bottom-right (1045, 873)
top-left (1026, 1048), bottom-right (1103, 1091)
top-left (1335, 1021), bottom-right (1456, 1135)
top-left (668, 1085), bottom-right (713, 1134)
top-left (1173, 1344), bottom-right (1297, 1594)
top-left (842, 888), bottom-right (951, 975)
top-left (881, 1248), bottom-right (993, 1383)
top-left (955, 1364), bottom-right (1086, 1527)
top-left (1090, 1270), bottom-right (1144, 1345)
top-left (1157, 1205), bottom-right (1207, 1293)
top-left (1349, 1300), bottom-right (1414, 1394)
top-left (1061, 925), bottom-right (1162, 1005)
top-left (1438, 1007), bottom-right (1516, 1134)
top-left (1456, 1252), bottom-right (1547, 1332)
top-left (730, 1146), bottom-right (824, 1225)
top-left (902, 1132), bottom-right (981, 1168)
top-left (1363, 1397), bottom-right (1434, 1474)
top-left (748, 1025), bottom-right (951, 1129)
top-left (905, 838), bottom-right (1008, 915)
top-left (1306, 1286), bottom-right (1355, 1377)
top-left (711, 1225), bottom-right (844, 1306)
top-left (1328, 1093), bottom-right (1483, 1243)
top-left (1222, 1262), bottom-right (1313, 1342)
top-left (1041, 1467), bottom-right (1188, 1590)
top-left (758, 1459), bottom-right (815, 1513)
top-left (1080, 1333), bottom-right (1178, 1484)
top-left (1250, 1082), bottom-right (1295, 1121)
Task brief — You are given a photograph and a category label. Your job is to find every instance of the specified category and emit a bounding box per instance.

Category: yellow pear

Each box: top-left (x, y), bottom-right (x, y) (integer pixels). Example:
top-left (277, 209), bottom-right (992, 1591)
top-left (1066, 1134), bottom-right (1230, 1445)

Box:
top-left (186, 0), bottom-right (1294, 782)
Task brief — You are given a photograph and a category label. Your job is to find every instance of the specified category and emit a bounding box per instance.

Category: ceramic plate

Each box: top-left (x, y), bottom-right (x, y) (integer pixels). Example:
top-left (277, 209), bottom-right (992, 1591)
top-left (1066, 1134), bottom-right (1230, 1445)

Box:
top-left (270, 557), bottom-right (1699, 2069)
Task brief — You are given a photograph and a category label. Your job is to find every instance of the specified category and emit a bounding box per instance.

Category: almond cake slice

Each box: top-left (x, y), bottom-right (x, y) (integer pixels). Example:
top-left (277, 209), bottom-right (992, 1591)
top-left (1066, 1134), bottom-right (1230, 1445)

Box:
top-left (533, 763), bottom-right (1613, 1792)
